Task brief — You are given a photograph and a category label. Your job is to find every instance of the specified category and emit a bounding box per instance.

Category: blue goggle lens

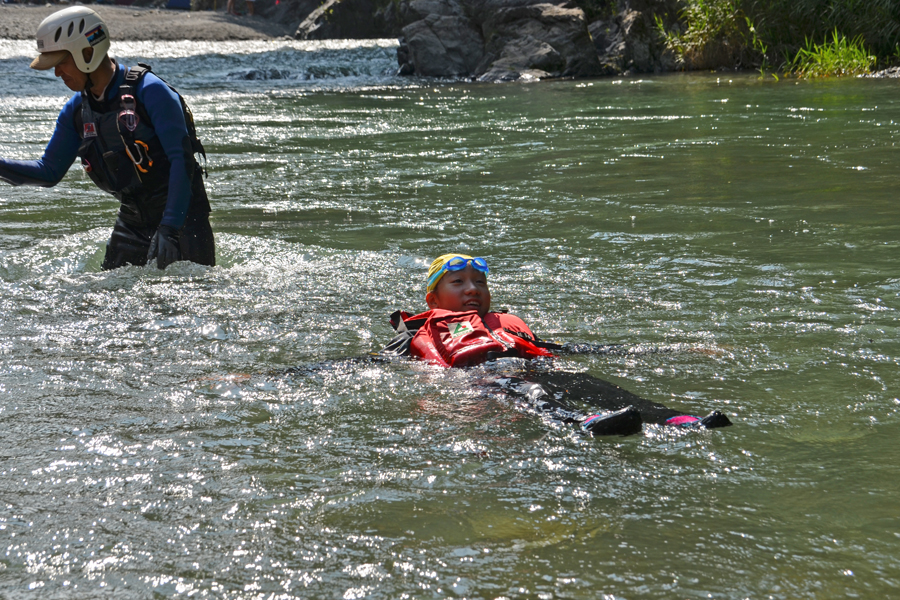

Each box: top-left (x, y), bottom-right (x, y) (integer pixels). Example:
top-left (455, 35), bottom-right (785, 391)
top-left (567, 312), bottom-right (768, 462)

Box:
top-left (445, 256), bottom-right (489, 273)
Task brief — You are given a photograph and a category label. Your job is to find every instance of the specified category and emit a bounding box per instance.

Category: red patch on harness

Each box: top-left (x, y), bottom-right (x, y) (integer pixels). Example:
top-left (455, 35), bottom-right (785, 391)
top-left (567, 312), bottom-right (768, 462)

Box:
top-left (83, 122), bottom-right (97, 138)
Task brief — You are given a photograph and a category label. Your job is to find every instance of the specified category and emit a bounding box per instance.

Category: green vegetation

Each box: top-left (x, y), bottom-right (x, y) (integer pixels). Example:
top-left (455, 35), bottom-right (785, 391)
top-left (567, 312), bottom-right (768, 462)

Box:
top-left (654, 0), bottom-right (754, 70)
top-left (654, 0), bottom-right (900, 76)
top-left (790, 29), bottom-right (876, 77)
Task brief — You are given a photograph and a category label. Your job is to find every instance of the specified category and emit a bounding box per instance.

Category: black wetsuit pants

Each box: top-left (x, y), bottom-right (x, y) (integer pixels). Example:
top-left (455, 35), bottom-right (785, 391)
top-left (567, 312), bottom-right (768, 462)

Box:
top-left (494, 371), bottom-right (688, 426)
top-left (101, 210), bottom-right (216, 270)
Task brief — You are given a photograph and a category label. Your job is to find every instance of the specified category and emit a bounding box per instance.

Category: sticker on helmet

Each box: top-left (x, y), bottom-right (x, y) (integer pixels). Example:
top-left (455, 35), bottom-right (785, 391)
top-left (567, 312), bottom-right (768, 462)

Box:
top-left (449, 321), bottom-right (474, 339)
top-left (86, 25), bottom-right (106, 47)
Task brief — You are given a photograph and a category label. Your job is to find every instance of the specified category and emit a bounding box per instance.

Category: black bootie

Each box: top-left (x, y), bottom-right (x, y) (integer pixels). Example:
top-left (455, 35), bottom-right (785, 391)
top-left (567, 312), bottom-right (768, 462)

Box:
top-left (581, 406), bottom-right (643, 436)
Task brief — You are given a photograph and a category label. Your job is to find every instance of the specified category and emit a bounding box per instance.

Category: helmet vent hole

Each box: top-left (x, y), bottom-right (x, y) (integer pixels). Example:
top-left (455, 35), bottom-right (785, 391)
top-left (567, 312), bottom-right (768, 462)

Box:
top-left (54, 27), bottom-right (62, 43)
top-left (67, 22), bottom-right (74, 37)
top-left (78, 19), bottom-right (85, 34)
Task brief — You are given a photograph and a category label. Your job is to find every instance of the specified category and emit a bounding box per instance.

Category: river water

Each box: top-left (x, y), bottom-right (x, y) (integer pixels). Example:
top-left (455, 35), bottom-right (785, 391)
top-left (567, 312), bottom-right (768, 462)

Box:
top-left (0, 38), bottom-right (898, 598)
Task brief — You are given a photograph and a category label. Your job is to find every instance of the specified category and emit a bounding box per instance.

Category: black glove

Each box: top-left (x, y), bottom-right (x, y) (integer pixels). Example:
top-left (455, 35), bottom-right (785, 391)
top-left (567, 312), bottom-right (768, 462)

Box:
top-left (147, 224), bottom-right (182, 270)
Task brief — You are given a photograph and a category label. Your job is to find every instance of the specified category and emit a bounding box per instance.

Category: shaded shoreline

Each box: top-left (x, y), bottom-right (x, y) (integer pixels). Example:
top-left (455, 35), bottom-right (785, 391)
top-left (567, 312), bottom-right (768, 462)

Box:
top-left (2, 3), bottom-right (896, 79)
top-left (0, 4), bottom-right (294, 41)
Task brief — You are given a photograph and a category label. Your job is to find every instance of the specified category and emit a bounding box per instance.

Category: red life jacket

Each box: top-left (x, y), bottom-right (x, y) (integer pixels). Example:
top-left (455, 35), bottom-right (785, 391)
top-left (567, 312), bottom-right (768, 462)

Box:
top-left (399, 309), bottom-right (554, 368)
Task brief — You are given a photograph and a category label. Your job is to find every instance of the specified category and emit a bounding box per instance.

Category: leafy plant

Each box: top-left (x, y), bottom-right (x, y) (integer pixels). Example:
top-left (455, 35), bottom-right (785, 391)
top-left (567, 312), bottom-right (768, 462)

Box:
top-left (790, 29), bottom-right (875, 77)
top-left (742, 0), bottom-right (900, 67)
top-left (744, 16), bottom-right (778, 78)
top-left (601, 0), bottom-right (899, 72)
top-left (656, 0), bottom-right (755, 70)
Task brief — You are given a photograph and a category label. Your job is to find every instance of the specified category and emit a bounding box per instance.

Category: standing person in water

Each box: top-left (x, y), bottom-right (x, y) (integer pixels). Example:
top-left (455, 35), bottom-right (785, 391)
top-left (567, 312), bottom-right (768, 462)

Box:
top-left (0, 7), bottom-right (215, 270)
top-left (383, 254), bottom-right (732, 435)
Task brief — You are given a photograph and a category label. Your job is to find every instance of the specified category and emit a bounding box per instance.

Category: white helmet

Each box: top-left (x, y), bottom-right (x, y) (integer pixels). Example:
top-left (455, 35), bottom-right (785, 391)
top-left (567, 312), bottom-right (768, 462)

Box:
top-left (31, 7), bottom-right (110, 73)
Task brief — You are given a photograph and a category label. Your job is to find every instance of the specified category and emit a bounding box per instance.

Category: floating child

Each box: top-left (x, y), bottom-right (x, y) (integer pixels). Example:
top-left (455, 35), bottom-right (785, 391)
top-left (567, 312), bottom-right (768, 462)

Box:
top-left (382, 254), bottom-right (732, 436)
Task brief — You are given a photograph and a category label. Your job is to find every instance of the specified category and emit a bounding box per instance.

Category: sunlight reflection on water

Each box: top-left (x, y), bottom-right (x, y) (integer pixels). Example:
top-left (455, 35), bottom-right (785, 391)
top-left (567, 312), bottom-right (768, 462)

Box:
top-left (1, 38), bottom-right (899, 598)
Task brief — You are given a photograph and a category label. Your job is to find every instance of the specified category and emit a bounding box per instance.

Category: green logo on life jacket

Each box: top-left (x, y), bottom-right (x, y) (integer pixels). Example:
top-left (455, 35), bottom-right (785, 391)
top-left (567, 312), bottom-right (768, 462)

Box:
top-left (449, 321), bottom-right (474, 339)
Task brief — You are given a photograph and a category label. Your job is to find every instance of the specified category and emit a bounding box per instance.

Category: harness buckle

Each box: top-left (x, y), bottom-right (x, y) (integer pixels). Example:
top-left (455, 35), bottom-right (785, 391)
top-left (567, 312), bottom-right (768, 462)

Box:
top-left (118, 94), bottom-right (139, 132)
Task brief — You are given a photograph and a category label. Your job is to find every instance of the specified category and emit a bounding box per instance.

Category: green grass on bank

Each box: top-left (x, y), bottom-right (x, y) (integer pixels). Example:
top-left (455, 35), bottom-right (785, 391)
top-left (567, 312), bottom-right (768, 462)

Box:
top-left (790, 29), bottom-right (876, 77)
top-left (652, 0), bottom-right (899, 77)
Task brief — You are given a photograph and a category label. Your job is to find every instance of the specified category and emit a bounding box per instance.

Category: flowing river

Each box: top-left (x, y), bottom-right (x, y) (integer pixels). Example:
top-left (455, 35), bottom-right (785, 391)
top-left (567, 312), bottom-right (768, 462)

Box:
top-left (0, 39), bottom-right (898, 598)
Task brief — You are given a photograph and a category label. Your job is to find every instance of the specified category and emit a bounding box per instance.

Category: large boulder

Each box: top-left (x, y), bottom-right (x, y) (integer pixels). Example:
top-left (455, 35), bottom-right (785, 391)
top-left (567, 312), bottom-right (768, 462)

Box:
top-left (587, 18), bottom-right (622, 75)
top-left (476, 34), bottom-right (562, 81)
top-left (400, 15), bottom-right (485, 76)
top-left (280, 0), bottom-right (684, 77)
top-left (588, 0), bottom-right (678, 74)
top-left (397, 0), bottom-right (603, 81)
top-left (294, 0), bottom-right (401, 40)
top-left (397, 0), bottom-right (467, 23)
top-left (476, 3), bottom-right (602, 81)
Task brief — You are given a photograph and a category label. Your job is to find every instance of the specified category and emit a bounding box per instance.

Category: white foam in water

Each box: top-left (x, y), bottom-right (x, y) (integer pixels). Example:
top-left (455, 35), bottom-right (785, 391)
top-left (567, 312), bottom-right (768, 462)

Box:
top-left (1, 38), bottom-right (409, 94)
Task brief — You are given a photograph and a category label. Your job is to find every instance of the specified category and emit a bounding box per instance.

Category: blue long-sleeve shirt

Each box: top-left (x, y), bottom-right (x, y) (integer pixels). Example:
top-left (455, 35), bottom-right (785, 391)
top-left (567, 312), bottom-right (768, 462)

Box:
top-left (0, 63), bottom-right (194, 229)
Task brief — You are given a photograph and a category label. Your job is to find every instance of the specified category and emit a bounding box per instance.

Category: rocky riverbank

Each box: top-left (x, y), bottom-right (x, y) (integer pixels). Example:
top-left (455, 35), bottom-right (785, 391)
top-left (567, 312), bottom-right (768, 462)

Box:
top-left (0, 4), bottom-right (294, 41)
top-left (0, 0), bottom-right (678, 81)
top-left (4, 1), bottom-right (898, 81)
top-left (280, 0), bottom-right (666, 82)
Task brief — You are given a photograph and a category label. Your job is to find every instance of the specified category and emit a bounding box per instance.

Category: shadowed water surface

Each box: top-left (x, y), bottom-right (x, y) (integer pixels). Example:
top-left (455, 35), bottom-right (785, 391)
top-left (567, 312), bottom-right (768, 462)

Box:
top-left (0, 39), bottom-right (899, 598)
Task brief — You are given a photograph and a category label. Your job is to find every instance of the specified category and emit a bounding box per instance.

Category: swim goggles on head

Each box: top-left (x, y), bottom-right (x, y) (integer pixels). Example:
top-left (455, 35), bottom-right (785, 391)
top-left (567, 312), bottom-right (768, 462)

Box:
top-left (427, 256), bottom-right (489, 291)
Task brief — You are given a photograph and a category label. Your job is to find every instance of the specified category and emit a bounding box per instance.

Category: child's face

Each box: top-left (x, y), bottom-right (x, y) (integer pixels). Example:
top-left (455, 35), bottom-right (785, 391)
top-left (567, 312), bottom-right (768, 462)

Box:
top-left (426, 265), bottom-right (491, 317)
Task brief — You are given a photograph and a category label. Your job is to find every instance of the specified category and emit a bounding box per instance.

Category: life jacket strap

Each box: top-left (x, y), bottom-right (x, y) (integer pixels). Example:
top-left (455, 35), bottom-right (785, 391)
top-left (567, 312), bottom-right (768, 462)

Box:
top-left (122, 63), bottom-right (208, 176)
top-left (125, 62), bottom-right (153, 83)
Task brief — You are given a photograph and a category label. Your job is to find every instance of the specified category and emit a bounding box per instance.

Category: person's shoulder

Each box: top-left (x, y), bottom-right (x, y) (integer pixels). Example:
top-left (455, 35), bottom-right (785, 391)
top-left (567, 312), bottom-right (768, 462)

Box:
top-left (58, 93), bottom-right (82, 122)
top-left (131, 67), bottom-right (182, 112)
top-left (63, 92), bottom-right (82, 109)
top-left (131, 67), bottom-right (168, 92)
top-left (121, 64), bottom-right (173, 95)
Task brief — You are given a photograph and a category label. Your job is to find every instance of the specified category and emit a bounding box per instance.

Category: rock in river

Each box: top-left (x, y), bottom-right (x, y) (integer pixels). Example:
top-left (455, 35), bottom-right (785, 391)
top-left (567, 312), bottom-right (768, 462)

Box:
top-left (396, 0), bottom-right (603, 82)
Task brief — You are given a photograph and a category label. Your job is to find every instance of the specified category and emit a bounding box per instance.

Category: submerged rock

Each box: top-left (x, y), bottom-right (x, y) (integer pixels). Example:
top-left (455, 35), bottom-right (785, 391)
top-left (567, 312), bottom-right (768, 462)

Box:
top-left (227, 69), bottom-right (294, 80)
